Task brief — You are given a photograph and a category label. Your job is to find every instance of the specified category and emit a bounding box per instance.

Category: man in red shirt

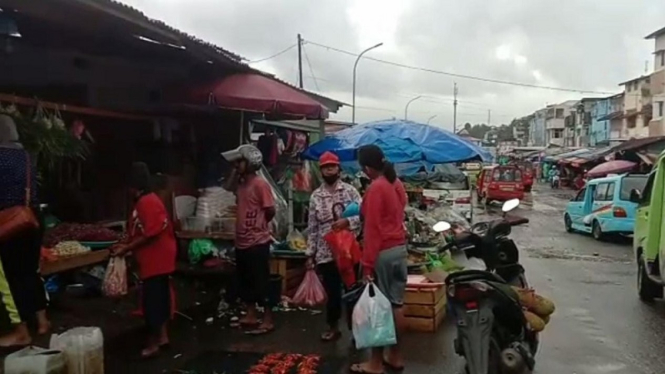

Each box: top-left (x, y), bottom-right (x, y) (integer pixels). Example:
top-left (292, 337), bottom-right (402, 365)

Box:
top-left (111, 162), bottom-right (177, 358)
top-left (223, 145), bottom-right (276, 335)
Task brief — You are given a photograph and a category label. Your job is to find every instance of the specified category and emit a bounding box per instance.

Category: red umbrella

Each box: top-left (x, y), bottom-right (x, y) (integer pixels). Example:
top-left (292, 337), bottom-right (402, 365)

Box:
top-left (182, 73), bottom-right (328, 119)
top-left (587, 160), bottom-right (636, 178)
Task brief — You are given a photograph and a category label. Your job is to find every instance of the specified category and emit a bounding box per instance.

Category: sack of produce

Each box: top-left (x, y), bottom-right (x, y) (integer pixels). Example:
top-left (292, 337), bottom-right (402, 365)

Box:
top-left (188, 239), bottom-right (214, 264)
top-left (292, 269), bottom-right (327, 307)
top-left (352, 282), bottom-right (397, 349)
top-left (287, 230), bottom-right (306, 251)
top-left (5, 346), bottom-right (66, 374)
top-left (49, 327), bottom-right (104, 374)
top-left (523, 310), bottom-right (546, 332)
top-left (102, 257), bottom-right (127, 297)
top-left (511, 286), bottom-right (555, 317)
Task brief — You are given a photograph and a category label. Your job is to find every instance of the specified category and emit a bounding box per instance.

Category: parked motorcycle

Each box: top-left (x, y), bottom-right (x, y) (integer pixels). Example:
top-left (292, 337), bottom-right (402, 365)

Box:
top-left (433, 199), bottom-right (538, 374)
top-left (550, 175), bottom-right (560, 189)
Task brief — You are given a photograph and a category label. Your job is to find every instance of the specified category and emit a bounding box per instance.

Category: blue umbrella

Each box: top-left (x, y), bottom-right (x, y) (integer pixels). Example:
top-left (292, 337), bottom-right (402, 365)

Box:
top-left (302, 119), bottom-right (492, 163)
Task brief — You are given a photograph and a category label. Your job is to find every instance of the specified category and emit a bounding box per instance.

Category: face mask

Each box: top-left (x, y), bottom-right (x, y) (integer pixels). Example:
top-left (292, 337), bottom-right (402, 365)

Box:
top-left (322, 173), bottom-right (340, 185)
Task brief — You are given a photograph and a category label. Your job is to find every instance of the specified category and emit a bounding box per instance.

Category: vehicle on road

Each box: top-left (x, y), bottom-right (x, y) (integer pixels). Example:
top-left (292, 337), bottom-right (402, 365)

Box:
top-left (631, 162), bottom-right (665, 302)
top-left (476, 165), bottom-right (525, 204)
top-left (435, 199), bottom-right (538, 374)
top-left (564, 173), bottom-right (647, 240)
top-left (422, 176), bottom-right (473, 222)
top-left (512, 161), bottom-right (535, 192)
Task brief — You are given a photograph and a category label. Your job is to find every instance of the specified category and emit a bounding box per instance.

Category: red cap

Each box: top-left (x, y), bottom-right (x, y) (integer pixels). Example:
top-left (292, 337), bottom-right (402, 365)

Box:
top-left (319, 151), bottom-right (340, 167)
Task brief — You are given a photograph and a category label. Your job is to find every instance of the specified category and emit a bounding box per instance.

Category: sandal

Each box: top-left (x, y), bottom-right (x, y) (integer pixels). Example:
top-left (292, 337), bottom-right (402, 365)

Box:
top-left (245, 325), bottom-right (274, 335)
top-left (349, 363), bottom-right (384, 374)
top-left (321, 330), bottom-right (341, 342)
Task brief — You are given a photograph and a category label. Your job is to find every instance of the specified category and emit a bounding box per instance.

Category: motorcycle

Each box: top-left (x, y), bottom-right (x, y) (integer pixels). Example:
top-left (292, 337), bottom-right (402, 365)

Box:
top-left (433, 199), bottom-right (538, 374)
top-left (550, 175), bottom-right (560, 189)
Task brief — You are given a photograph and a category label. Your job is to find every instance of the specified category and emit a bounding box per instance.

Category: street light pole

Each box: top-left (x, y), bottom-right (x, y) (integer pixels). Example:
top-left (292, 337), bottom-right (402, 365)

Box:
top-left (352, 42), bottom-right (383, 125)
top-left (427, 115), bottom-right (437, 124)
top-left (404, 95), bottom-right (422, 120)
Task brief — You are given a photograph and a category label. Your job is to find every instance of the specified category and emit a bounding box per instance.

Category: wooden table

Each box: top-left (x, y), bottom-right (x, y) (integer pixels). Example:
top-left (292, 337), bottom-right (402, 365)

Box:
top-left (270, 254), bottom-right (307, 295)
top-left (175, 231), bottom-right (235, 240)
top-left (41, 249), bottom-right (110, 276)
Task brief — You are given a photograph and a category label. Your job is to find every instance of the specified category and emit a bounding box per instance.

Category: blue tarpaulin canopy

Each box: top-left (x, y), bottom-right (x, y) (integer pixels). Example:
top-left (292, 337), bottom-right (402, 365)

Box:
top-left (302, 119), bottom-right (492, 164)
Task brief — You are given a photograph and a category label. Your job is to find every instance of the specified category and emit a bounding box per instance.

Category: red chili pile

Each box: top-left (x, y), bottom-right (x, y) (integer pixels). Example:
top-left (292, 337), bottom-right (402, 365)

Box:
top-left (248, 353), bottom-right (320, 374)
top-left (44, 223), bottom-right (120, 247)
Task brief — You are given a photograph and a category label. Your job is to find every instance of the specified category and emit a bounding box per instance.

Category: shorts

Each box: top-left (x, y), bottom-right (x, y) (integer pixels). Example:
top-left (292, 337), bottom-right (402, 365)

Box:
top-left (374, 245), bottom-right (408, 306)
top-left (143, 274), bottom-right (172, 334)
top-left (235, 242), bottom-right (271, 307)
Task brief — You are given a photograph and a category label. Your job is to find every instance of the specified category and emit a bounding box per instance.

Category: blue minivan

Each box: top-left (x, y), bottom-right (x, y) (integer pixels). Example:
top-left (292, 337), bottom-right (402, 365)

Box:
top-left (564, 174), bottom-right (648, 240)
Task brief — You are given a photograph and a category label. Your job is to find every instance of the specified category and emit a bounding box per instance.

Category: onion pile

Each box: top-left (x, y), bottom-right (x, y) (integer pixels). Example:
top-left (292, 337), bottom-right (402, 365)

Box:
top-left (44, 223), bottom-right (120, 247)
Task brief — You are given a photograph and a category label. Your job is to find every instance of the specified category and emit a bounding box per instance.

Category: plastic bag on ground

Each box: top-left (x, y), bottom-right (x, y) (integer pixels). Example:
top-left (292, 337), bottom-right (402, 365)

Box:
top-left (324, 229), bottom-right (361, 287)
top-left (189, 239), bottom-right (215, 264)
top-left (102, 257), bottom-right (127, 297)
top-left (5, 346), bottom-right (66, 374)
top-left (352, 283), bottom-right (397, 349)
top-left (49, 327), bottom-right (104, 374)
top-left (292, 269), bottom-right (327, 307)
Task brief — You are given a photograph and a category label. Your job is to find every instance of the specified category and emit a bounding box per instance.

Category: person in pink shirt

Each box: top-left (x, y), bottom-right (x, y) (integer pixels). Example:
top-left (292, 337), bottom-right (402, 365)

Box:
top-left (223, 144), bottom-right (276, 335)
top-left (351, 145), bottom-right (408, 374)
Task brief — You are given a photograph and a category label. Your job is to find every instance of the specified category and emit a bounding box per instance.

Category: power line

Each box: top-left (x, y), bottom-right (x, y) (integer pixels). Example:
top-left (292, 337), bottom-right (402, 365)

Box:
top-left (301, 44), bottom-right (320, 91)
top-left (248, 44), bottom-right (297, 64)
top-left (304, 39), bottom-right (616, 95)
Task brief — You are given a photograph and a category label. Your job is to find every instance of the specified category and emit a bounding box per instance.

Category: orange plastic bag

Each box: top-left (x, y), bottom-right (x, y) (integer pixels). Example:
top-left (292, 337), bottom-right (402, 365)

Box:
top-left (293, 269), bottom-right (327, 307)
top-left (324, 229), bottom-right (362, 288)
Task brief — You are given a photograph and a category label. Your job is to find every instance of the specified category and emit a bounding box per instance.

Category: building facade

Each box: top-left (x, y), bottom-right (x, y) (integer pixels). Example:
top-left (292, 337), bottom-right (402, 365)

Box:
top-left (528, 109), bottom-right (547, 146)
top-left (647, 26), bottom-right (665, 136)
top-left (620, 76), bottom-right (651, 139)
top-left (546, 100), bottom-right (577, 147)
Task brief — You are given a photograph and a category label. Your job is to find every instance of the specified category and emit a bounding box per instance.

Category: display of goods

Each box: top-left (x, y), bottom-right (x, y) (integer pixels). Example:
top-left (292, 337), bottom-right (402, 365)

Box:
top-left (44, 223), bottom-right (120, 247)
top-left (248, 353), bottom-right (320, 374)
top-left (523, 310), bottom-right (545, 332)
top-left (53, 241), bottom-right (89, 257)
top-left (511, 286), bottom-right (555, 317)
top-left (287, 230), bottom-right (307, 251)
top-left (49, 327), bottom-right (104, 374)
top-left (4, 346), bottom-right (66, 374)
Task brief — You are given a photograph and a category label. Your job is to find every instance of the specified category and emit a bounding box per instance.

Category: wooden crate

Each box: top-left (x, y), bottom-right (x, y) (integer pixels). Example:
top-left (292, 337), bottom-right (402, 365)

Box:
top-left (270, 257), bottom-right (306, 293)
top-left (404, 286), bottom-right (447, 333)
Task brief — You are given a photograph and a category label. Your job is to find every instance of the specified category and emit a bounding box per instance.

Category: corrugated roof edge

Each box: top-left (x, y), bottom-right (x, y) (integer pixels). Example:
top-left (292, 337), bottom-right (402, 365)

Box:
top-left (88, 0), bottom-right (345, 111)
top-left (645, 25), bottom-right (665, 39)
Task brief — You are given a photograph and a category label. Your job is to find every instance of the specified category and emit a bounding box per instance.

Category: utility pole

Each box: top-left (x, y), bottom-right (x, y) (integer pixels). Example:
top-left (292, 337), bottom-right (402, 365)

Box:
top-left (487, 109), bottom-right (491, 127)
top-left (297, 34), bottom-right (303, 88)
top-left (453, 83), bottom-right (458, 133)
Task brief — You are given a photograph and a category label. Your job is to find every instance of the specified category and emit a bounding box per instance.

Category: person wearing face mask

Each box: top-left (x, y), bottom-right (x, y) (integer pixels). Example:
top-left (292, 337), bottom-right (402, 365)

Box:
top-left (305, 151), bottom-right (361, 342)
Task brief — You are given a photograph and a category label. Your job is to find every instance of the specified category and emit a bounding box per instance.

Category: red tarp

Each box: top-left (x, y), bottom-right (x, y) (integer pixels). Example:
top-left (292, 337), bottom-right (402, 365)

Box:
top-left (587, 160), bottom-right (636, 178)
top-left (181, 74), bottom-right (328, 119)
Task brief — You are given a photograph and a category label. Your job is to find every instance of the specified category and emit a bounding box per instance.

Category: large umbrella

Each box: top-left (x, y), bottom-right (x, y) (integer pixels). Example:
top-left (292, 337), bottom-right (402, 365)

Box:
top-left (302, 119), bottom-right (492, 163)
top-left (586, 160), bottom-right (636, 178)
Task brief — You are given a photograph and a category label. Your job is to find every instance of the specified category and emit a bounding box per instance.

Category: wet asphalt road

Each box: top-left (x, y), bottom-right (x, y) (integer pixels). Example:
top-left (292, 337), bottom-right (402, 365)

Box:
top-left (123, 184), bottom-right (665, 374)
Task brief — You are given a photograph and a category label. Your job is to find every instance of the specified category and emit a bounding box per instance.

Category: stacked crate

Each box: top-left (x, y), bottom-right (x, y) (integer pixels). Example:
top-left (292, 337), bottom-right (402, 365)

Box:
top-left (404, 285), bottom-right (447, 333)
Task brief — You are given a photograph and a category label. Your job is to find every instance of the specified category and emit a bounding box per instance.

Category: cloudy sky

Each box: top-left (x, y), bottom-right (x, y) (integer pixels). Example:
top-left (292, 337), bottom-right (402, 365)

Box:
top-left (122, 0), bottom-right (664, 130)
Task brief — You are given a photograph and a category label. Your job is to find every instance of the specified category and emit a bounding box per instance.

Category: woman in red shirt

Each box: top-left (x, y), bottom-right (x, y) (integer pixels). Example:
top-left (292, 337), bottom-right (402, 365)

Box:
top-left (111, 162), bottom-right (177, 359)
top-left (351, 145), bottom-right (408, 374)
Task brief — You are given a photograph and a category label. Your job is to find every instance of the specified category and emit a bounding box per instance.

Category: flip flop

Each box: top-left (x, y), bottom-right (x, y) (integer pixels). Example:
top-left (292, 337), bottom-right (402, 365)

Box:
top-left (321, 331), bottom-right (341, 342)
top-left (245, 326), bottom-right (274, 335)
top-left (349, 363), bottom-right (384, 374)
top-left (382, 360), bottom-right (405, 372)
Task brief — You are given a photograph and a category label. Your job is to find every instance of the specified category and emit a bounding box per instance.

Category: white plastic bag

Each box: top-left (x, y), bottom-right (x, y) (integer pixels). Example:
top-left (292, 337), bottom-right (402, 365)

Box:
top-left (5, 346), bottom-right (66, 374)
top-left (50, 327), bottom-right (104, 374)
top-left (351, 283), bottom-right (397, 349)
top-left (102, 257), bottom-right (127, 297)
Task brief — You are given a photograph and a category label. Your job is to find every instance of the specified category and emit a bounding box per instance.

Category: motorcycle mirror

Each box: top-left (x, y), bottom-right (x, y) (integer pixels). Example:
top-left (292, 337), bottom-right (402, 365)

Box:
top-left (502, 198), bottom-right (520, 213)
top-left (433, 221), bottom-right (452, 233)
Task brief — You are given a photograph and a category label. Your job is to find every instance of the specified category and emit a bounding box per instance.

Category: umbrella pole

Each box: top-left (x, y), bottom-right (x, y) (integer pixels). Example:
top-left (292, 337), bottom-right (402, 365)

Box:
top-left (239, 111), bottom-right (244, 144)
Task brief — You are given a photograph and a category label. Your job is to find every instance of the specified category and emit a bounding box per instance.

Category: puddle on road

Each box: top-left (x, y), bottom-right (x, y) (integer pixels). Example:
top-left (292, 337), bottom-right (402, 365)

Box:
top-left (525, 247), bottom-right (630, 264)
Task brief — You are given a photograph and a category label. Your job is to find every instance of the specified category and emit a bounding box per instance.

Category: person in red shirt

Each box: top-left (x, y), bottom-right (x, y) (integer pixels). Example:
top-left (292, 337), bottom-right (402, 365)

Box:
top-left (223, 144), bottom-right (276, 335)
top-left (351, 145), bottom-right (408, 374)
top-left (111, 162), bottom-right (177, 359)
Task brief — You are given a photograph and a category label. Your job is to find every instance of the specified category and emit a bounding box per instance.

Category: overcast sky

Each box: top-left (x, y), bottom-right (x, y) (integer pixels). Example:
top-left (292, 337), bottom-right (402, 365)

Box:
top-left (122, 0), bottom-right (664, 130)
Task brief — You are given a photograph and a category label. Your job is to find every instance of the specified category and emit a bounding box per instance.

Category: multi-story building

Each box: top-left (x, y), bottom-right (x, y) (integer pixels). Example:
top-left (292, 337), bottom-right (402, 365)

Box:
top-left (646, 26), bottom-right (665, 136)
top-left (546, 100), bottom-right (577, 146)
top-left (592, 93), bottom-right (625, 146)
top-left (571, 98), bottom-right (601, 147)
top-left (619, 75), bottom-right (651, 138)
top-left (528, 108), bottom-right (547, 146)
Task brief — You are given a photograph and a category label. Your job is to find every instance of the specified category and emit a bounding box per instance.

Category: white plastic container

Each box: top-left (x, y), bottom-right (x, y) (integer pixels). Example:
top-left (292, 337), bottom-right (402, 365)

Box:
top-left (50, 327), bottom-right (104, 374)
top-left (5, 346), bottom-right (66, 374)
